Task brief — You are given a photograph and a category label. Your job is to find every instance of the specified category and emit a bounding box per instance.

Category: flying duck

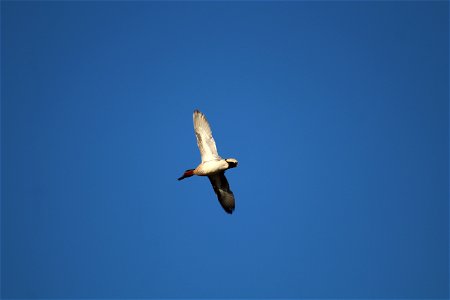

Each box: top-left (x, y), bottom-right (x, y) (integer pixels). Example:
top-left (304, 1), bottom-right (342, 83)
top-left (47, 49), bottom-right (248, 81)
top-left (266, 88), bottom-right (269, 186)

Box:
top-left (178, 110), bottom-right (238, 214)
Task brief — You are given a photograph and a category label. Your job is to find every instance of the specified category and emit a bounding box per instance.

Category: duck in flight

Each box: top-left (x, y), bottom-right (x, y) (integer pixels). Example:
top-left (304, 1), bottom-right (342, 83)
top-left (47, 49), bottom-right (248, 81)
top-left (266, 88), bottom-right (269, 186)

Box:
top-left (178, 110), bottom-right (238, 214)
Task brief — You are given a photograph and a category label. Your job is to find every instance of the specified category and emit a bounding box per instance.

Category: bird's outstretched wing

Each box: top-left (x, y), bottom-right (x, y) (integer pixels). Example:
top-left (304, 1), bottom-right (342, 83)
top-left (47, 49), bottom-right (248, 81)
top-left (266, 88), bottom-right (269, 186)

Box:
top-left (208, 172), bottom-right (235, 214)
top-left (193, 110), bottom-right (221, 162)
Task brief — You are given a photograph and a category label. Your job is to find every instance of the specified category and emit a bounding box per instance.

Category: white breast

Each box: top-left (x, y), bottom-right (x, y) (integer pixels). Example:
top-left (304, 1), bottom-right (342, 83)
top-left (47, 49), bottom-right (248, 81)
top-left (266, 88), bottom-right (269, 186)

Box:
top-left (195, 160), bottom-right (228, 176)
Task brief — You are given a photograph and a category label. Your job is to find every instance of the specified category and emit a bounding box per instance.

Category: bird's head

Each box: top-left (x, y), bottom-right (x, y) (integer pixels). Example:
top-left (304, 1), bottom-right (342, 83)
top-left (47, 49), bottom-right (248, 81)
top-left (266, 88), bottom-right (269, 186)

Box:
top-left (225, 158), bottom-right (238, 169)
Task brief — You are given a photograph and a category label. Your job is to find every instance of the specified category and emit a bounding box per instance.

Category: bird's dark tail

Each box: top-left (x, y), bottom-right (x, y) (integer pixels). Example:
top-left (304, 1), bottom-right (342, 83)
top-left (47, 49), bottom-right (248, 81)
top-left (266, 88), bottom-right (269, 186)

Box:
top-left (178, 169), bottom-right (195, 181)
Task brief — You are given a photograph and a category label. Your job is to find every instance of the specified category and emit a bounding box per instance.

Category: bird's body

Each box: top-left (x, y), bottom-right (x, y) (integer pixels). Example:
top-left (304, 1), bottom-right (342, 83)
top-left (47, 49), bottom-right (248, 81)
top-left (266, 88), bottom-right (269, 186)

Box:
top-left (178, 110), bottom-right (238, 214)
top-left (194, 159), bottom-right (229, 176)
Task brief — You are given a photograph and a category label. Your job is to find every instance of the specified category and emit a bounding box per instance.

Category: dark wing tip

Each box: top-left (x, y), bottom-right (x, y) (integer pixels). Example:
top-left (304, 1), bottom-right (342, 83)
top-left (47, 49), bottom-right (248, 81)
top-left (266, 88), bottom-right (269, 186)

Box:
top-left (224, 207), bottom-right (234, 214)
top-left (193, 109), bottom-right (204, 121)
top-left (221, 193), bottom-right (235, 214)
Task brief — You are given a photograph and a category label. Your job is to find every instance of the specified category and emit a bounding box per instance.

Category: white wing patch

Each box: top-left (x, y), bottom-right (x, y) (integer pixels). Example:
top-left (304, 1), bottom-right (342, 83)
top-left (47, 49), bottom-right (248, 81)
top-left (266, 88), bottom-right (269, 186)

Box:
top-left (193, 110), bottom-right (221, 162)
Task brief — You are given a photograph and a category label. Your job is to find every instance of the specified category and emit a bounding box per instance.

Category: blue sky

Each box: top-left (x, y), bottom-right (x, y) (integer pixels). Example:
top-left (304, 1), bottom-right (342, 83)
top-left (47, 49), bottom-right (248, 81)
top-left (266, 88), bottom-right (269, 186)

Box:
top-left (1, 1), bottom-right (449, 298)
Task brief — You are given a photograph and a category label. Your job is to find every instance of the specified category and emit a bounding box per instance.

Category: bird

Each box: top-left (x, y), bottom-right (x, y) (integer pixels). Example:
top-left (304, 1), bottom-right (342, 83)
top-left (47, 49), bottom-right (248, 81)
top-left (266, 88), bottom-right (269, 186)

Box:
top-left (178, 109), bottom-right (238, 214)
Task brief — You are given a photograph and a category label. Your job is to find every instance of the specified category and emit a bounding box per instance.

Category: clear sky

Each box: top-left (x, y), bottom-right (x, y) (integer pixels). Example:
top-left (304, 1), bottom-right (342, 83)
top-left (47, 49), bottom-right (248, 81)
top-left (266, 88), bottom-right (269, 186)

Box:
top-left (1, 1), bottom-right (449, 299)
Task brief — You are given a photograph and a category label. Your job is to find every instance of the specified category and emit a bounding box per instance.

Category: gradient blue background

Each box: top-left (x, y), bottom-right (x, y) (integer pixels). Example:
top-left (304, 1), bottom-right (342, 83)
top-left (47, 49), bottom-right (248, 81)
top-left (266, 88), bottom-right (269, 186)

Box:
top-left (1, 1), bottom-right (449, 298)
